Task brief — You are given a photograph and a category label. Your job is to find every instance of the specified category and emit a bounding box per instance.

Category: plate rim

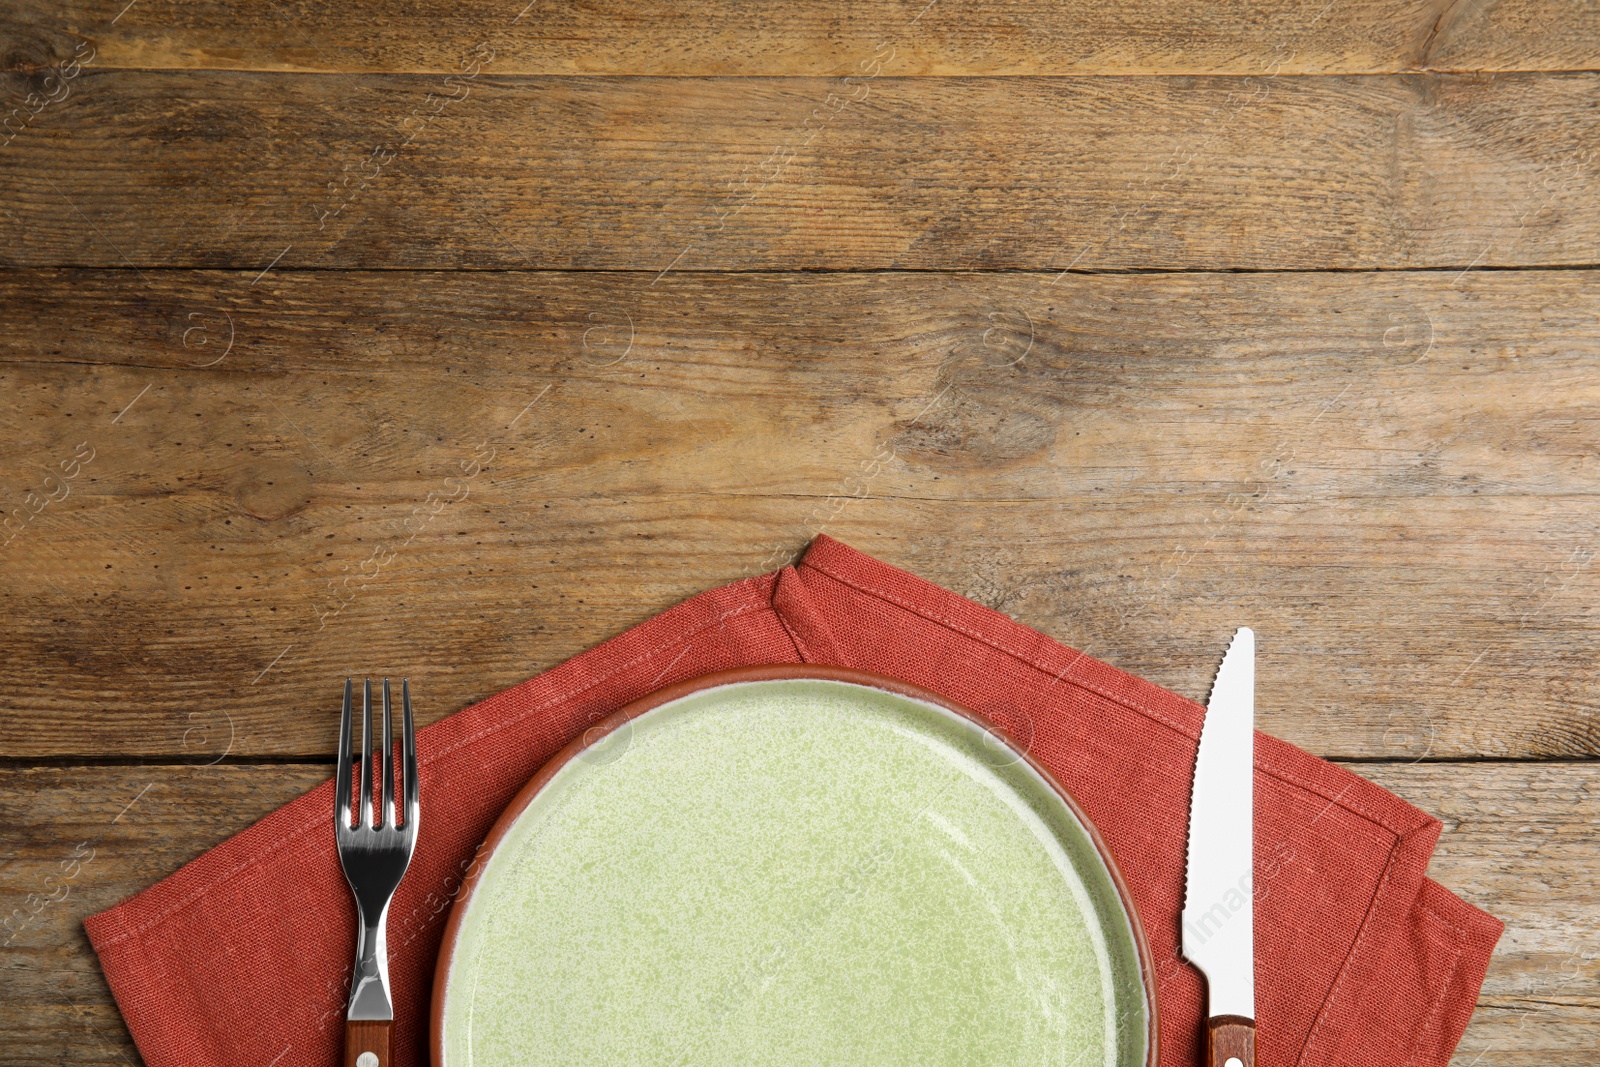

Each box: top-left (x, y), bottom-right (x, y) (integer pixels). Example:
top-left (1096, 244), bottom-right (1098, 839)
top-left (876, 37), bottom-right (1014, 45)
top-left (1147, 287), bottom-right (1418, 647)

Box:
top-left (430, 662), bottom-right (1159, 1067)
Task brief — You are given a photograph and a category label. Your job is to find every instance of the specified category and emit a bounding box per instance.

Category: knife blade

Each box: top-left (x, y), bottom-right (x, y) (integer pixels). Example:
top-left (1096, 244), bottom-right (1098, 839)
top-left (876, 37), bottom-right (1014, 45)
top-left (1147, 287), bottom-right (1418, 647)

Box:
top-left (1183, 626), bottom-right (1257, 1067)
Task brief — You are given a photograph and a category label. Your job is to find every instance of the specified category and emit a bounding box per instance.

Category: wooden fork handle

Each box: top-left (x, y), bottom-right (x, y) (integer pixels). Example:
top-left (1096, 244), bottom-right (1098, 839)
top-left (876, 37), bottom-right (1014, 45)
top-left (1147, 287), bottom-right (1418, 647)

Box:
top-left (344, 1019), bottom-right (391, 1067)
top-left (1205, 1015), bottom-right (1256, 1067)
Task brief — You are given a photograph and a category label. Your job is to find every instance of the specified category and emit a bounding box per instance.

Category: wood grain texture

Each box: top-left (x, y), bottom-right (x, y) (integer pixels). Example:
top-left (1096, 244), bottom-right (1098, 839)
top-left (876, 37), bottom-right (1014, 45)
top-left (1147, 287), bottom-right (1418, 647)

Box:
top-left (1, 268), bottom-right (1597, 760)
top-left (2, 1), bottom-right (1597, 1057)
top-left (1365, 762), bottom-right (1600, 1066)
top-left (0, 762), bottom-right (1592, 1065)
top-left (3, 0), bottom-right (1599, 76)
top-left (0, 766), bottom-right (329, 1067)
top-left (1205, 1015), bottom-right (1255, 1067)
top-left (4, 72), bottom-right (1600, 271)
top-left (345, 1019), bottom-right (390, 1067)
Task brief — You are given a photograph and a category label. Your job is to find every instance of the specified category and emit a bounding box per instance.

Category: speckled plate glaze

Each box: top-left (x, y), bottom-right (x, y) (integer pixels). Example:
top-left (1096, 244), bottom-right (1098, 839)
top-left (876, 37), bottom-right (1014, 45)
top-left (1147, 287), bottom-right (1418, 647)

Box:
top-left (433, 665), bottom-right (1156, 1067)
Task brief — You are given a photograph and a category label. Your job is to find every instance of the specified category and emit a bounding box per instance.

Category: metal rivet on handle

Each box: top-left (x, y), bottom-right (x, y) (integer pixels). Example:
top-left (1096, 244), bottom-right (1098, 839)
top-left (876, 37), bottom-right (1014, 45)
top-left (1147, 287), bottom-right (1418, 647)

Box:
top-left (1224, 1059), bottom-right (1243, 1067)
top-left (356, 1053), bottom-right (379, 1067)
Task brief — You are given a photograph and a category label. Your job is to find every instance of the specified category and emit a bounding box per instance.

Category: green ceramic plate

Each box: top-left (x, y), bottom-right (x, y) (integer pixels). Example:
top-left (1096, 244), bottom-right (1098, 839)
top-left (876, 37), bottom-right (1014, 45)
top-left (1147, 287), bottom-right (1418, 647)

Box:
top-left (433, 666), bottom-right (1154, 1067)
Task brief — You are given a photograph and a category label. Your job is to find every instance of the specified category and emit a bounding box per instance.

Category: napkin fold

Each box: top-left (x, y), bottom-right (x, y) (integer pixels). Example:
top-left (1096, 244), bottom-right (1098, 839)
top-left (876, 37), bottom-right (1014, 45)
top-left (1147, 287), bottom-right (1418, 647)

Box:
top-left (86, 535), bottom-right (1500, 1067)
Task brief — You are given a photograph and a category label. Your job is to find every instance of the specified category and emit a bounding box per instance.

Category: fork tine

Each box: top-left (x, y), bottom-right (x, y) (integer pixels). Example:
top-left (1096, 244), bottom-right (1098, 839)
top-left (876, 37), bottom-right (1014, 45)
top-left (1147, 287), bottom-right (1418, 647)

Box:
top-left (402, 678), bottom-right (419, 833)
top-left (360, 678), bottom-right (374, 830)
top-left (381, 678), bottom-right (395, 828)
top-left (335, 677), bottom-right (418, 1044)
top-left (335, 678), bottom-right (353, 830)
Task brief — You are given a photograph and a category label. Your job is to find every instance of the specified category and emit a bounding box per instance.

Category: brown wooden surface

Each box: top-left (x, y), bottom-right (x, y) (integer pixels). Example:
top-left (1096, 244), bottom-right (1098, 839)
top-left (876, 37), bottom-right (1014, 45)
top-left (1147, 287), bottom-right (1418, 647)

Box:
top-left (1, 0), bottom-right (1595, 1062)
top-left (3, 73), bottom-right (1600, 271)
top-left (4, 0), bottom-right (1600, 75)
top-left (2, 268), bottom-right (1596, 761)
top-left (346, 1019), bottom-right (391, 1067)
top-left (1205, 1016), bottom-right (1256, 1067)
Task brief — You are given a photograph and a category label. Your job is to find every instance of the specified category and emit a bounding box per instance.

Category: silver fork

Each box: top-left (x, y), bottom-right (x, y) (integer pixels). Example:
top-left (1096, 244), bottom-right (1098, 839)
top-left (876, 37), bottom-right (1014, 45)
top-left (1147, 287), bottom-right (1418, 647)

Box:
top-left (335, 678), bottom-right (419, 1067)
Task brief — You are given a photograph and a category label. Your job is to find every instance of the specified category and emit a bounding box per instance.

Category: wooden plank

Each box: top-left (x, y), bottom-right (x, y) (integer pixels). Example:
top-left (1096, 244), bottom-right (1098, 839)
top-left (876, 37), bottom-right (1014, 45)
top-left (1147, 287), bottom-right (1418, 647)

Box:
top-left (0, 766), bottom-right (326, 1066)
top-left (1, 267), bottom-right (1597, 760)
top-left (5, 0), bottom-right (1599, 76)
top-left (0, 762), bottom-right (1592, 1064)
top-left (1366, 762), bottom-right (1600, 1066)
top-left (3, 71), bottom-right (1600, 271)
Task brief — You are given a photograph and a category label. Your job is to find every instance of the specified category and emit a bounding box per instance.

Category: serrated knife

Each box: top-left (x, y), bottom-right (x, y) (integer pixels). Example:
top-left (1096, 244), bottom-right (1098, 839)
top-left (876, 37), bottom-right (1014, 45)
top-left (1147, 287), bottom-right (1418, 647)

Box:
top-left (1183, 626), bottom-right (1257, 1067)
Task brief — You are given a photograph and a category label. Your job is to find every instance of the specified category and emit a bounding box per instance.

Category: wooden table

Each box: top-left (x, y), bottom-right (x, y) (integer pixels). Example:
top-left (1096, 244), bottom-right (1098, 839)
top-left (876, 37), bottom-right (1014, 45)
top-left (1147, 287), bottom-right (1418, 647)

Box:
top-left (2, 1), bottom-right (1596, 1062)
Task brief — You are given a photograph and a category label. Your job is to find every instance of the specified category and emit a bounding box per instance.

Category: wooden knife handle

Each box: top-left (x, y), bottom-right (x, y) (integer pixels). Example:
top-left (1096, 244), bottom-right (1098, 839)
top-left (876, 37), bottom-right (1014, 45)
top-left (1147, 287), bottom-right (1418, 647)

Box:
top-left (1205, 1015), bottom-right (1256, 1067)
top-left (344, 1019), bottom-right (391, 1067)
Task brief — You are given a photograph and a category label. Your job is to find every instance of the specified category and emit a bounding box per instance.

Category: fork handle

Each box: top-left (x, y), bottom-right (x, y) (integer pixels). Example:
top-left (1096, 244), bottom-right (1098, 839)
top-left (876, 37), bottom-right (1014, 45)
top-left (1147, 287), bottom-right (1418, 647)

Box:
top-left (345, 1019), bottom-right (390, 1067)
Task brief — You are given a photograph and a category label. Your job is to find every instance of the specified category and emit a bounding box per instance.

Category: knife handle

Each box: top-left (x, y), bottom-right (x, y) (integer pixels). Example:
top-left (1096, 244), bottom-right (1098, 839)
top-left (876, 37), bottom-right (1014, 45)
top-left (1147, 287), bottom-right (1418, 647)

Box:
top-left (345, 1019), bottom-right (390, 1067)
top-left (1206, 1015), bottom-right (1256, 1067)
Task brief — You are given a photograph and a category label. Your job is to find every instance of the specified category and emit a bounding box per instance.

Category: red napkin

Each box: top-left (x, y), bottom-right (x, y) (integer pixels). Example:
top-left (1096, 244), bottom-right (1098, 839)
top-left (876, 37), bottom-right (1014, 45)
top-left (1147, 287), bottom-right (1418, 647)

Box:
top-left (86, 535), bottom-right (1500, 1067)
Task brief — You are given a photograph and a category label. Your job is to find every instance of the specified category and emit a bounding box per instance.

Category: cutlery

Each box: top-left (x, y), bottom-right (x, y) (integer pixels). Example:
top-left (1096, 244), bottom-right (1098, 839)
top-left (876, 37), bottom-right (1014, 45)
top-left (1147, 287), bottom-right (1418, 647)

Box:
top-left (1183, 628), bottom-right (1256, 1067)
top-left (335, 678), bottom-right (419, 1067)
